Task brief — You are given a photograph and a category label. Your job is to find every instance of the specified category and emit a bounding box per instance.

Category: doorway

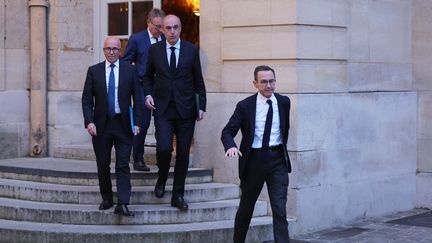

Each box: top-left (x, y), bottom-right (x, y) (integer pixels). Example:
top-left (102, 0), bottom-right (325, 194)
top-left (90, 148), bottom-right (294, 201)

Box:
top-left (95, 0), bottom-right (161, 62)
top-left (161, 0), bottom-right (200, 46)
top-left (95, 0), bottom-right (200, 62)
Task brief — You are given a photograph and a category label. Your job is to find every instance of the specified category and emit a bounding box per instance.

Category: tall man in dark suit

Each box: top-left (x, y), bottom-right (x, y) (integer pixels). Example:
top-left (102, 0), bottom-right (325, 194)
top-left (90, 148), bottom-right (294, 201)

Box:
top-left (143, 15), bottom-right (207, 210)
top-left (82, 36), bottom-right (143, 217)
top-left (221, 65), bottom-right (291, 242)
top-left (123, 8), bottom-right (166, 172)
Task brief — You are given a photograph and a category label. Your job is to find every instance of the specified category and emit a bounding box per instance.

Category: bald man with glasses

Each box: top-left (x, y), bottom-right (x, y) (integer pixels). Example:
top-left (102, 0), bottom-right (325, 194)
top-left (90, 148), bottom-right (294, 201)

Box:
top-left (82, 36), bottom-right (143, 217)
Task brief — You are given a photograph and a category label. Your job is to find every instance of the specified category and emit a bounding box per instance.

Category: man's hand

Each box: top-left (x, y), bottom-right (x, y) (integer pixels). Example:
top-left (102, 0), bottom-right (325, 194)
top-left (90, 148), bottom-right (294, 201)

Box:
top-left (145, 96), bottom-right (156, 110)
top-left (87, 123), bottom-right (97, 136)
top-left (133, 126), bottom-right (141, 136)
top-left (225, 147), bottom-right (242, 157)
top-left (197, 110), bottom-right (205, 121)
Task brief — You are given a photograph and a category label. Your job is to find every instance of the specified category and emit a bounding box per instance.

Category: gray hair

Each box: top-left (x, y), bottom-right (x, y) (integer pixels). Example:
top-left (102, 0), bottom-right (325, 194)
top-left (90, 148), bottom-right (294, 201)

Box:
top-left (147, 8), bottom-right (166, 22)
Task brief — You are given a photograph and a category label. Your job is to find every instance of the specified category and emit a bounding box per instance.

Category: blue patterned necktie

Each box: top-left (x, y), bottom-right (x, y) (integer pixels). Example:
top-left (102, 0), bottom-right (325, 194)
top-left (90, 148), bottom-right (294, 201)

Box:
top-left (262, 99), bottom-right (273, 148)
top-left (108, 63), bottom-right (116, 118)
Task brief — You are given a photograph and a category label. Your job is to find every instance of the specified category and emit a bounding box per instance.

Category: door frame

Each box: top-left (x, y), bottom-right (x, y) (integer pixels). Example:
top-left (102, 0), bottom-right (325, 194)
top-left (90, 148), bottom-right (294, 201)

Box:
top-left (93, 0), bottom-right (161, 63)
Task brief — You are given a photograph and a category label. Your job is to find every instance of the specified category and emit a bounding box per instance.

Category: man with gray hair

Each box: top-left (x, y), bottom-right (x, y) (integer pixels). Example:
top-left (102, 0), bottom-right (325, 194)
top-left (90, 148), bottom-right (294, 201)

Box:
top-left (123, 8), bottom-right (166, 172)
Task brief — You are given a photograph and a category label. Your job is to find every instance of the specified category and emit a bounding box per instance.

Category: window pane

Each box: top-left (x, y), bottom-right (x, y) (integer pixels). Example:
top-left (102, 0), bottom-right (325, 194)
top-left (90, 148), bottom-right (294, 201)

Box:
top-left (108, 3), bottom-right (128, 36)
top-left (119, 39), bottom-right (128, 58)
top-left (132, 2), bottom-right (153, 33)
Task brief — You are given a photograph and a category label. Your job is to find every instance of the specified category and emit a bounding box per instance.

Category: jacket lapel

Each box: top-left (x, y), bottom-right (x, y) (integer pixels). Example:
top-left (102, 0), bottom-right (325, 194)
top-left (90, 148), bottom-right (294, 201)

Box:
top-left (118, 61), bottom-right (124, 103)
top-left (162, 42), bottom-right (171, 73)
top-left (176, 41), bottom-right (185, 71)
top-left (144, 30), bottom-right (151, 45)
top-left (276, 94), bottom-right (287, 135)
top-left (249, 93), bottom-right (258, 137)
top-left (98, 62), bottom-right (108, 101)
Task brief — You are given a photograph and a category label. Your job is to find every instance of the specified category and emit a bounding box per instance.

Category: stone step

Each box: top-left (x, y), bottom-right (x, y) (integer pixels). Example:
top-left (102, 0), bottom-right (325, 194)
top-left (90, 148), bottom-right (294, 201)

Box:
top-left (0, 216), bottom-right (275, 243)
top-left (53, 143), bottom-right (162, 165)
top-left (0, 157), bottom-right (288, 242)
top-left (0, 178), bottom-right (240, 204)
top-left (0, 157), bottom-right (212, 186)
top-left (0, 197), bottom-right (268, 225)
top-left (52, 135), bottom-right (195, 167)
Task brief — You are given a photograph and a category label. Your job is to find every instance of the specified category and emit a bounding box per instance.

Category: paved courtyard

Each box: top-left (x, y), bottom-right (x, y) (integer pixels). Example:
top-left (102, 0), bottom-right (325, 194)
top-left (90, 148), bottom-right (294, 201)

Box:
top-left (289, 208), bottom-right (432, 243)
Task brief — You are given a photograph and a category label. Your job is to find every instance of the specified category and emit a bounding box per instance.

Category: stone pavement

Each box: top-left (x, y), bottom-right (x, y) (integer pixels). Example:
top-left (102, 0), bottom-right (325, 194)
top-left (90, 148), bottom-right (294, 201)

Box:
top-left (290, 208), bottom-right (432, 243)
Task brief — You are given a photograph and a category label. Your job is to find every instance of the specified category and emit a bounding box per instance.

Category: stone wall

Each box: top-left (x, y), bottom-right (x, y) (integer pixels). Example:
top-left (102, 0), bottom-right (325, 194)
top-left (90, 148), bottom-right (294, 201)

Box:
top-left (412, 0), bottom-right (432, 208)
top-left (0, 0), bottom-right (426, 236)
top-left (0, 0), bottom-right (94, 159)
top-left (196, 0), bottom-right (417, 234)
top-left (0, 1), bottom-right (30, 159)
top-left (47, 0), bottom-right (94, 155)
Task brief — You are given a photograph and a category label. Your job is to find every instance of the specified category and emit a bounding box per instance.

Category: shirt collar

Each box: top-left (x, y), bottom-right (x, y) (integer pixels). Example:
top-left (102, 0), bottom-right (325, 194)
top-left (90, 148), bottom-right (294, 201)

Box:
top-left (147, 28), bottom-right (157, 40)
top-left (166, 39), bottom-right (181, 50)
top-left (105, 59), bottom-right (119, 69)
top-left (257, 92), bottom-right (276, 104)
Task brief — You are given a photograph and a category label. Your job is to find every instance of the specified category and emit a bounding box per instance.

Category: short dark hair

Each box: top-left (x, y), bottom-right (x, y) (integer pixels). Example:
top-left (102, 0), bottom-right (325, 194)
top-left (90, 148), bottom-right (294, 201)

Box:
top-left (254, 65), bottom-right (276, 81)
top-left (147, 8), bottom-right (166, 22)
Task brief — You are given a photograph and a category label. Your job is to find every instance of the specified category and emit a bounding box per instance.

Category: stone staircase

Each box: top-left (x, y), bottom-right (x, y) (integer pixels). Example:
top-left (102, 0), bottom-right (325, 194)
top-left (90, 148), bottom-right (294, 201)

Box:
top-left (53, 135), bottom-right (162, 165)
top-left (0, 157), bottom-right (277, 242)
top-left (53, 135), bottom-right (158, 163)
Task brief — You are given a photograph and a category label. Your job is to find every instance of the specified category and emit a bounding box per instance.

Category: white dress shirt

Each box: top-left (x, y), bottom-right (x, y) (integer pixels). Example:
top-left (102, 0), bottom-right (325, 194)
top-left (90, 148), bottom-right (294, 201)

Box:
top-left (252, 93), bottom-right (283, 148)
top-left (166, 39), bottom-right (180, 68)
top-left (147, 28), bottom-right (160, 44)
top-left (105, 59), bottom-right (120, 114)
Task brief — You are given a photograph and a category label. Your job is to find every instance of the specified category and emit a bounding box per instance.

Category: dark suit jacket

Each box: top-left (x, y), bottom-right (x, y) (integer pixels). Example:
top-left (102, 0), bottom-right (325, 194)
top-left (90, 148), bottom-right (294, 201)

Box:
top-left (142, 40), bottom-right (206, 119)
top-left (82, 60), bottom-right (143, 135)
top-left (221, 93), bottom-right (292, 180)
top-left (123, 30), bottom-right (165, 79)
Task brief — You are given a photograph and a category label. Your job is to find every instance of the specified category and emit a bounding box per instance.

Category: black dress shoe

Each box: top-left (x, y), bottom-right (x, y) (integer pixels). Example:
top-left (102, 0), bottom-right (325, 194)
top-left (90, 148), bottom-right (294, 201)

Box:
top-left (133, 161), bottom-right (150, 171)
top-left (98, 200), bottom-right (114, 210)
top-left (171, 196), bottom-right (188, 210)
top-left (114, 204), bottom-right (134, 217)
top-left (155, 179), bottom-right (166, 198)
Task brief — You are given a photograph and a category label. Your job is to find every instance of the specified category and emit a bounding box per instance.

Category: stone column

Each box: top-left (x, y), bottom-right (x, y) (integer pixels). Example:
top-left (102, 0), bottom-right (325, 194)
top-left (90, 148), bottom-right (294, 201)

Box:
top-left (28, 0), bottom-right (49, 157)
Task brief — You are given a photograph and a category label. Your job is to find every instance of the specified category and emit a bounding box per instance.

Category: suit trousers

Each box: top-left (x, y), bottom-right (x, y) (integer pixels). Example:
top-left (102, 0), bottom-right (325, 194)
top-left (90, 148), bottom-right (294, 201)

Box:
top-left (154, 102), bottom-right (195, 198)
top-left (92, 115), bottom-right (132, 204)
top-left (132, 103), bottom-right (152, 163)
top-left (234, 148), bottom-right (289, 243)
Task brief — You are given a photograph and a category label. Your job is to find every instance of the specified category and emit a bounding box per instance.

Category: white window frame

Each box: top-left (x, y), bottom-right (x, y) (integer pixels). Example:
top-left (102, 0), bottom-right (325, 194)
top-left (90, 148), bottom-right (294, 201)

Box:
top-left (93, 0), bottom-right (161, 63)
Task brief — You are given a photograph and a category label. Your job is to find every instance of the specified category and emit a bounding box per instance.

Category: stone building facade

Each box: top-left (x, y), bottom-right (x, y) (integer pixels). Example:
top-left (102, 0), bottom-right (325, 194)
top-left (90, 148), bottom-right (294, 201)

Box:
top-left (0, 0), bottom-right (431, 235)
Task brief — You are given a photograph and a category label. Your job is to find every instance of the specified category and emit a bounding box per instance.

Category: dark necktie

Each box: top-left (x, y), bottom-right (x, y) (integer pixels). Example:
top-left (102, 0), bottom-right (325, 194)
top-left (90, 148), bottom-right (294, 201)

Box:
top-left (108, 63), bottom-right (116, 118)
top-left (262, 99), bottom-right (273, 148)
top-left (170, 46), bottom-right (176, 74)
top-left (152, 37), bottom-right (158, 43)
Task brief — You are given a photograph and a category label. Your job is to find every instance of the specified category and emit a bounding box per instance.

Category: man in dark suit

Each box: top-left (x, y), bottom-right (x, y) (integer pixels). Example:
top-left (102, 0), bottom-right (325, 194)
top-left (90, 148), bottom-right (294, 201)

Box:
top-left (123, 8), bottom-right (166, 172)
top-left (82, 36), bottom-right (143, 217)
top-left (142, 15), bottom-right (206, 210)
top-left (221, 65), bottom-right (291, 242)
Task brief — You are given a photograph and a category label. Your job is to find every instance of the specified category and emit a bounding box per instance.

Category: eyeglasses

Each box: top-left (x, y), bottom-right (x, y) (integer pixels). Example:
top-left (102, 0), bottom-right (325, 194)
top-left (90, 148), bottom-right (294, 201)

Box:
top-left (103, 47), bottom-right (120, 53)
top-left (150, 21), bottom-right (162, 29)
top-left (163, 25), bottom-right (180, 32)
top-left (259, 79), bottom-right (276, 85)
